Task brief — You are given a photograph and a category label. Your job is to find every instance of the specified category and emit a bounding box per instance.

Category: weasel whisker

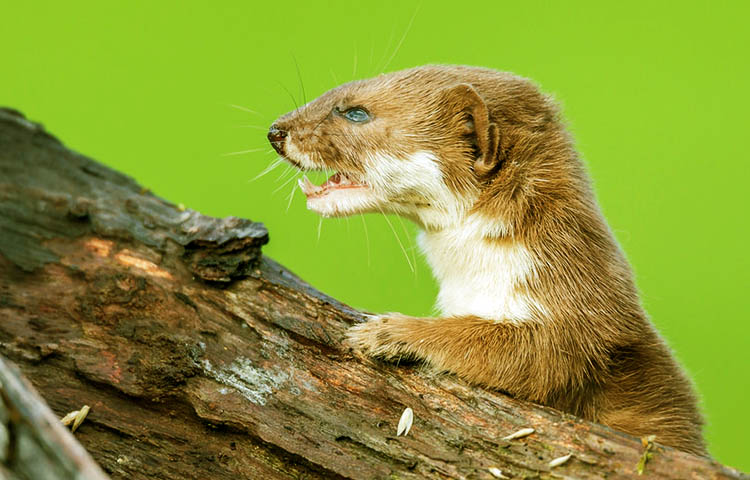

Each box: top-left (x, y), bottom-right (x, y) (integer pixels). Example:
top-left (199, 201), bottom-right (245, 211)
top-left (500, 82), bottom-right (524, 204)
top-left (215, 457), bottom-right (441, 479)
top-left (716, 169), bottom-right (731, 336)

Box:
top-left (292, 54), bottom-right (307, 106)
top-left (360, 214), bottom-right (371, 268)
top-left (286, 177), bottom-right (299, 212)
top-left (228, 104), bottom-right (263, 116)
top-left (352, 42), bottom-right (358, 80)
top-left (395, 214), bottom-right (418, 278)
top-left (235, 124), bottom-right (270, 131)
top-left (377, 205), bottom-right (415, 274)
top-left (380, 4), bottom-right (420, 73)
top-left (250, 157), bottom-right (285, 182)
top-left (222, 147), bottom-right (270, 156)
top-left (273, 166), bottom-right (300, 193)
top-left (276, 80), bottom-right (299, 110)
top-left (329, 67), bottom-right (340, 86)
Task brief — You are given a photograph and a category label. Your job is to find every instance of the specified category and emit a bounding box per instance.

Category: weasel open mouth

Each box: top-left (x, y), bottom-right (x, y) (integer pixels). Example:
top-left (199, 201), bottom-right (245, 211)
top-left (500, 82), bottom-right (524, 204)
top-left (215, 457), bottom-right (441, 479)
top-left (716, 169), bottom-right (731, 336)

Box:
top-left (297, 172), bottom-right (368, 199)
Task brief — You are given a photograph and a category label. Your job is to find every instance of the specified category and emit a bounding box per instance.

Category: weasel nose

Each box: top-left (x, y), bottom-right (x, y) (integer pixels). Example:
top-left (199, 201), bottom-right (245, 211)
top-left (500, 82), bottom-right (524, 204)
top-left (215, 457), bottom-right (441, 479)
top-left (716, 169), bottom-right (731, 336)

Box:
top-left (267, 126), bottom-right (288, 155)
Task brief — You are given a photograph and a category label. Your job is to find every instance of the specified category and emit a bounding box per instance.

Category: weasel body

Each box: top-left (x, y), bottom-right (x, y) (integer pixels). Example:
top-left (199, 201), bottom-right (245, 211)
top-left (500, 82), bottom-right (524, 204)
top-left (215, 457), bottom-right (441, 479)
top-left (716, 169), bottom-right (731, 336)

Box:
top-left (267, 65), bottom-right (705, 455)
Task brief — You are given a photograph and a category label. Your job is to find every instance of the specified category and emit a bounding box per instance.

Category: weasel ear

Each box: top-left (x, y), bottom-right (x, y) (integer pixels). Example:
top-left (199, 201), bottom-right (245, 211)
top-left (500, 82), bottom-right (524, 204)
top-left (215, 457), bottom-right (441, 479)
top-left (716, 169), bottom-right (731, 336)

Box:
top-left (440, 83), bottom-right (501, 178)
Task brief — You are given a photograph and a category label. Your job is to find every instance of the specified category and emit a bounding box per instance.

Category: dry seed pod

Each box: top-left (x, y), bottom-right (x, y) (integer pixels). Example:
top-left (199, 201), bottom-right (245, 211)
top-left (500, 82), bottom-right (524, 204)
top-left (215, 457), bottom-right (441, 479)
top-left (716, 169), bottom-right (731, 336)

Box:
top-left (72, 405), bottom-right (90, 432)
top-left (502, 427), bottom-right (534, 441)
top-left (549, 453), bottom-right (572, 468)
top-left (60, 410), bottom-right (79, 426)
top-left (396, 407), bottom-right (413, 436)
top-left (488, 466), bottom-right (509, 478)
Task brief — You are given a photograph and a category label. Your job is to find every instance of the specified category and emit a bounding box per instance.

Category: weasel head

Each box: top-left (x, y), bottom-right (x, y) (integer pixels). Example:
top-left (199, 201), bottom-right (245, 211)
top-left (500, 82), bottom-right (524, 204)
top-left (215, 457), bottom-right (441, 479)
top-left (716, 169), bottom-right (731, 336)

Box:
top-left (268, 65), bottom-right (565, 231)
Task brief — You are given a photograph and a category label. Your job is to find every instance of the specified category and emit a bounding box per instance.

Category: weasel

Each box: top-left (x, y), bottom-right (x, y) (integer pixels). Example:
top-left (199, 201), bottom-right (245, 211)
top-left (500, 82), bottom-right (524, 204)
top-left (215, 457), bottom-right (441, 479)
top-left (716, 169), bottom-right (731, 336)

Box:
top-left (267, 65), bottom-right (705, 455)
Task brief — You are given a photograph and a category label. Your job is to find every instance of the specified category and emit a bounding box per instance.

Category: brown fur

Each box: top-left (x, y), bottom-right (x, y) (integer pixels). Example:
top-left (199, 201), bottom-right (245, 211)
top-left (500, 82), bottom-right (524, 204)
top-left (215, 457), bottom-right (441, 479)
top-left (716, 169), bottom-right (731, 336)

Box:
top-left (269, 65), bottom-right (706, 455)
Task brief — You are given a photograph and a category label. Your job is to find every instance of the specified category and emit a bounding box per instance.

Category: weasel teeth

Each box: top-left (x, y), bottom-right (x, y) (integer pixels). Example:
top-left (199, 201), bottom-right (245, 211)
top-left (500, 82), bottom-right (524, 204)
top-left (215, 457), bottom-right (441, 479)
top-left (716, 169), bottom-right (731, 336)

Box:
top-left (298, 175), bottom-right (321, 196)
top-left (298, 172), bottom-right (365, 198)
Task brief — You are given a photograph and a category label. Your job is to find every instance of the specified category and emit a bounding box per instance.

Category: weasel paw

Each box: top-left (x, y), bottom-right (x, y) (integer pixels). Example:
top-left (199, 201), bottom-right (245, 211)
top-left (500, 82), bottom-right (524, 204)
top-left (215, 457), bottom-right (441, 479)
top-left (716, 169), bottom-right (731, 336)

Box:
top-left (346, 314), bottom-right (412, 360)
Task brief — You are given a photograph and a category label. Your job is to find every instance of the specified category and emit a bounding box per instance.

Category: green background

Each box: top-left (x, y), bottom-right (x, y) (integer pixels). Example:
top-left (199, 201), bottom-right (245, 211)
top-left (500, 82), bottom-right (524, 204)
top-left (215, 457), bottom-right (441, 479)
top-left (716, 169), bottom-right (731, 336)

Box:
top-left (2, 0), bottom-right (747, 470)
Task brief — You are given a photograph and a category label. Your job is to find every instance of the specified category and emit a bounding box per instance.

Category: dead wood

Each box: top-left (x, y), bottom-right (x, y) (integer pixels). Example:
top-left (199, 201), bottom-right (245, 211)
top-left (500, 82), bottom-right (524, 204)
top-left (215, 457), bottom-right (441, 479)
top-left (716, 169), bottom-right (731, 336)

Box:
top-left (0, 107), bottom-right (745, 479)
top-left (0, 354), bottom-right (109, 480)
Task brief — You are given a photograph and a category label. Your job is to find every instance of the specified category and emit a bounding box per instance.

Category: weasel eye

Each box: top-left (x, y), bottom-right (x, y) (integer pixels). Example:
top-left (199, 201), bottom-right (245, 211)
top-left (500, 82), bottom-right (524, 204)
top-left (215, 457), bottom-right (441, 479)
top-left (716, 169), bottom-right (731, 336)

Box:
top-left (342, 107), bottom-right (370, 123)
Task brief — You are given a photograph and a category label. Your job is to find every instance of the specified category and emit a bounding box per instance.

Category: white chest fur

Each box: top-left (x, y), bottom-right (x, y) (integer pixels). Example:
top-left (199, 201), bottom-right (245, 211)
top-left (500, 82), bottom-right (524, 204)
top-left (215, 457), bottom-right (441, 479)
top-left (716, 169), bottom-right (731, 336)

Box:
top-left (418, 216), bottom-right (541, 323)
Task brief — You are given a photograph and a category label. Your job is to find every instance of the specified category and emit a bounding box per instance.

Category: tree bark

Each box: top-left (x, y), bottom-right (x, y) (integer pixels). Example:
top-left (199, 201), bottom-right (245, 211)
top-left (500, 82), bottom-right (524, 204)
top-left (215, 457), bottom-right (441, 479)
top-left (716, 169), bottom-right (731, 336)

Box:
top-left (0, 107), bottom-right (745, 480)
top-left (0, 355), bottom-right (109, 480)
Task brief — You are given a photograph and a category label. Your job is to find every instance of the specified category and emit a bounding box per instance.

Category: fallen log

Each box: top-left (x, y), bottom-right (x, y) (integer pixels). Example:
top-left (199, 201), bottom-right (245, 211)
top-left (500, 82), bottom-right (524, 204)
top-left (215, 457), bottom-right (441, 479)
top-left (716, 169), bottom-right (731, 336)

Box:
top-left (0, 107), bottom-right (745, 479)
top-left (0, 355), bottom-right (109, 480)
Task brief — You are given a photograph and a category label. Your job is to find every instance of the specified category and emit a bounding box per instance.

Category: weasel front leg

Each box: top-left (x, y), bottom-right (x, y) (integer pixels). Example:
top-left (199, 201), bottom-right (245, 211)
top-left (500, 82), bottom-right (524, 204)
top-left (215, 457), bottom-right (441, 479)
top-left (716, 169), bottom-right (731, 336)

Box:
top-left (347, 313), bottom-right (431, 361)
top-left (348, 314), bottom-right (522, 373)
top-left (347, 314), bottom-right (601, 405)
